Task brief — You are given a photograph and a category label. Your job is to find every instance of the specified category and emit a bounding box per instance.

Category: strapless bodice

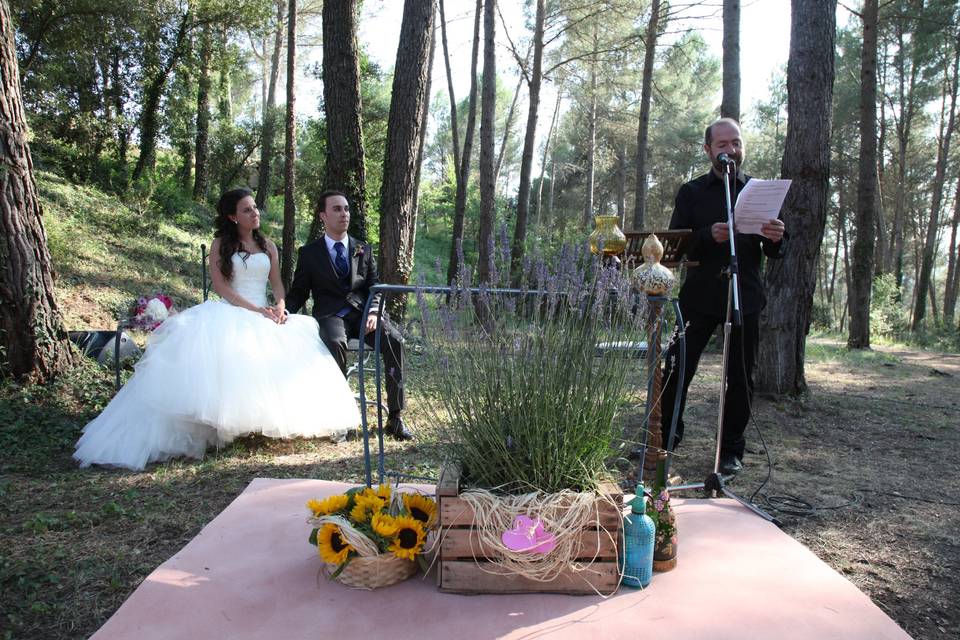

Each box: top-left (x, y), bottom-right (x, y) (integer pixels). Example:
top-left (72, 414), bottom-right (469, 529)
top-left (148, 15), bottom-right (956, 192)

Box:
top-left (228, 252), bottom-right (270, 308)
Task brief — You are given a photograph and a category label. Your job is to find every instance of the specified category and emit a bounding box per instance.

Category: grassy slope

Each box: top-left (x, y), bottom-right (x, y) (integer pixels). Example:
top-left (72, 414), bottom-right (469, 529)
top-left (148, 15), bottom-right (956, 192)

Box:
top-left (39, 171), bottom-right (210, 330)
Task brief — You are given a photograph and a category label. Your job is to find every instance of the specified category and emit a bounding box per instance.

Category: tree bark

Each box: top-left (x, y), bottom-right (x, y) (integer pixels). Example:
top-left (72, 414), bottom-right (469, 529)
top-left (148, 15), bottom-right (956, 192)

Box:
top-left (0, 0), bottom-right (77, 381)
top-left (193, 26), bottom-right (213, 201)
top-left (319, 0), bottom-right (367, 241)
top-left (509, 0), bottom-right (544, 285)
top-left (132, 10), bottom-right (191, 183)
top-left (281, 0), bottom-right (297, 290)
top-left (446, 0), bottom-right (481, 286)
top-left (633, 0), bottom-right (661, 230)
top-left (885, 21), bottom-right (920, 284)
top-left (217, 26), bottom-right (232, 122)
top-left (534, 86), bottom-right (562, 228)
top-left (912, 42), bottom-right (958, 330)
top-left (721, 0), bottom-right (740, 121)
top-left (478, 0), bottom-right (497, 284)
top-left (756, 0), bottom-right (836, 394)
top-left (409, 17), bottom-right (437, 254)
top-left (943, 175), bottom-right (960, 322)
top-left (256, 0), bottom-right (285, 210)
top-left (494, 73), bottom-right (523, 186)
top-left (848, 0), bottom-right (879, 350)
top-left (377, 0), bottom-right (435, 311)
top-left (582, 57), bottom-right (597, 228)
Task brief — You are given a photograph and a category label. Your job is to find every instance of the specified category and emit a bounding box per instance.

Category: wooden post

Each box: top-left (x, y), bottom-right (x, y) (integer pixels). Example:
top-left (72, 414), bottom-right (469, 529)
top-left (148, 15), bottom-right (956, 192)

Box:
top-left (643, 295), bottom-right (667, 479)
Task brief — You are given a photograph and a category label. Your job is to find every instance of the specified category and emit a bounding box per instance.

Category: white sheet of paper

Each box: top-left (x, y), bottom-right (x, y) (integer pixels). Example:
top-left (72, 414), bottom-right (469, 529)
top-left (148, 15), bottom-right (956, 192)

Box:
top-left (734, 178), bottom-right (791, 235)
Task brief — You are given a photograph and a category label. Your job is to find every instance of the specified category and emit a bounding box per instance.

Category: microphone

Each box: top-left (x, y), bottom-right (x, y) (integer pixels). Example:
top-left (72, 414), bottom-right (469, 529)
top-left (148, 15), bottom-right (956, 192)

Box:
top-left (716, 153), bottom-right (736, 166)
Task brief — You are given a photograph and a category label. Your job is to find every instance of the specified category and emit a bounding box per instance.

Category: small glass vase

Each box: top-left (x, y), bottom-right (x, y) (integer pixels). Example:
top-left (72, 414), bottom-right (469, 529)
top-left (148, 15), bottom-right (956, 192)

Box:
top-left (588, 215), bottom-right (627, 257)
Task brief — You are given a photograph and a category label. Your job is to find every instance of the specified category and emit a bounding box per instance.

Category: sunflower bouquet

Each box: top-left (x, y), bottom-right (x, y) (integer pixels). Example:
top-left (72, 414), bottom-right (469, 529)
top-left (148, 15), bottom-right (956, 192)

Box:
top-left (306, 485), bottom-right (437, 589)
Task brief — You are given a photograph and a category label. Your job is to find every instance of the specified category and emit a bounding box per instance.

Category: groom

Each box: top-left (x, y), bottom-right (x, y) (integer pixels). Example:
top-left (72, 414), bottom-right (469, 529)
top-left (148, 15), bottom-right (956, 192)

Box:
top-left (286, 190), bottom-right (412, 440)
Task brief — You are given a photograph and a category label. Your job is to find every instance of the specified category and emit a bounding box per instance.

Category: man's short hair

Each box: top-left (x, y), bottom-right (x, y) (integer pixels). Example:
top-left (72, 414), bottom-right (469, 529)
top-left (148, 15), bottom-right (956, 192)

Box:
top-left (704, 117), bottom-right (741, 145)
top-left (318, 189), bottom-right (348, 212)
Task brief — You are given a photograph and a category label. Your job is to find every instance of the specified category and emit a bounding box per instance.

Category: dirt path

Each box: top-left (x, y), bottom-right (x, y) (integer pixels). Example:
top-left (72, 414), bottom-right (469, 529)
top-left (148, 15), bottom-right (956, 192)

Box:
top-left (668, 338), bottom-right (960, 639)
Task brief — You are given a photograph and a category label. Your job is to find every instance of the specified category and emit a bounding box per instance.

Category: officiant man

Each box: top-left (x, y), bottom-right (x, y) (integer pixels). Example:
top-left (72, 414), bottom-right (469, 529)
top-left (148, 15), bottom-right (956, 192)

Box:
top-left (286, 190), bottom-right (412, 440)
top-left (659, 118), bottom-right (785, 475)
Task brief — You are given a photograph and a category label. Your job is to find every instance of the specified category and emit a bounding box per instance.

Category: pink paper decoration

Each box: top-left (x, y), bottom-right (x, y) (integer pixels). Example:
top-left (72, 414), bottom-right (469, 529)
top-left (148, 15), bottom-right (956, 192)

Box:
top-left (501, 515), bottom-right (557, 554)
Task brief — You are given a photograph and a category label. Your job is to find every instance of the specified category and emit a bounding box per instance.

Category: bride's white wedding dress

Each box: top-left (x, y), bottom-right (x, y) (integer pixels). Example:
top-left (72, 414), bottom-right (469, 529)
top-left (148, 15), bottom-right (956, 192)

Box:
top-left (74, 252), bottom-right (361, 470)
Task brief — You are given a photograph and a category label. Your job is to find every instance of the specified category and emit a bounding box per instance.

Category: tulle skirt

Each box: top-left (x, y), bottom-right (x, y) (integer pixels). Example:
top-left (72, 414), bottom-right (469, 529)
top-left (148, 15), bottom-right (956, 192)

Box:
top-left (74, 301), bottom-right (361, 471)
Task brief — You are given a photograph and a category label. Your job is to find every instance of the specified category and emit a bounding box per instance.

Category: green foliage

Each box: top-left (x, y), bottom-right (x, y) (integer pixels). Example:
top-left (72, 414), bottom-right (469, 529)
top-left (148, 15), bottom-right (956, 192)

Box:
top-left (0, 359), bottom-right (113, 474)
top-left (414, 245), bottom-right (648, 494)
top-left (871, 273), bottom-right (909, 342)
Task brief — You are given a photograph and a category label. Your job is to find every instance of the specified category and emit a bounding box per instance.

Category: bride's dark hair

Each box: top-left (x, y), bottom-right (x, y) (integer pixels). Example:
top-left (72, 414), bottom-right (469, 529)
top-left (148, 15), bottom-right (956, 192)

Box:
top-left (214, 188), bottom-right (268, 281)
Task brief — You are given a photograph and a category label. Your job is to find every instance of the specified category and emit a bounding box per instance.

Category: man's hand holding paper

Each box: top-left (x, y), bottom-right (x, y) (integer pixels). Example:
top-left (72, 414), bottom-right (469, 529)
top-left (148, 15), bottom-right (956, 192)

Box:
top-left (733, 178), bottom-right (791, 236)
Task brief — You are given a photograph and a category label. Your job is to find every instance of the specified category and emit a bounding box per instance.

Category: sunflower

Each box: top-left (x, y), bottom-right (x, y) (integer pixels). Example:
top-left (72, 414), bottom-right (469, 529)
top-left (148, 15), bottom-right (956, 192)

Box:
top-left (371, 512), bottom-right (399, 537)
top-left (349, 493), bottom-right (384, 524)
top-left (402, 494), bottom-right (437, 528)
top-left (317, 523), bottom-right (354, 565)
top-left (362, 484), bottom-right (393, 503)
top-left (388, 516), bottom-right (427, 561)
top-left (306, 494), bottom-right (350, 517)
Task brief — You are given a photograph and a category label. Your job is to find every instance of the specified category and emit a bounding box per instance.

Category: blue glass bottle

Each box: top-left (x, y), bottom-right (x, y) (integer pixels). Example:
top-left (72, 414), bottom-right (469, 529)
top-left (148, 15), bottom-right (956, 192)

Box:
top-left (621, 485), bottom-right (655, 588)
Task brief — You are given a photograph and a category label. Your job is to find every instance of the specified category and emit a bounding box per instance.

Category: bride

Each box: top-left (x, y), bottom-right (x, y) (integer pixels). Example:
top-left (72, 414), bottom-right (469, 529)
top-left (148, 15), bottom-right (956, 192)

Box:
top-left (74, 188), bottom-right (361, 471)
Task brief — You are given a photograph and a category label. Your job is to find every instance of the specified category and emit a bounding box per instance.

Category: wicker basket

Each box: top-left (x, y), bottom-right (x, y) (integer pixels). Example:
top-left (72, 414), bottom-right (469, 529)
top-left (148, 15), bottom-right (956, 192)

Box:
top-left (326, 553), bottom-right (417, 590)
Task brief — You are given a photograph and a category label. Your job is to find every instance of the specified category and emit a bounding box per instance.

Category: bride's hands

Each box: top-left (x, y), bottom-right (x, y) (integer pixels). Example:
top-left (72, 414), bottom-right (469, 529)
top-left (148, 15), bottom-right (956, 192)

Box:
top-left (258, 306), bottom-right (280, 322)
top-left (270, 304), bottom-right (288, 324)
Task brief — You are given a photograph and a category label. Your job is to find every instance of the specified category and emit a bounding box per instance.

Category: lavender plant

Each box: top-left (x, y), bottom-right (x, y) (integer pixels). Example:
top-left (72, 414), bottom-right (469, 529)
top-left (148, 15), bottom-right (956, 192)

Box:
top-left (414, 241), bottom-right (648, 494)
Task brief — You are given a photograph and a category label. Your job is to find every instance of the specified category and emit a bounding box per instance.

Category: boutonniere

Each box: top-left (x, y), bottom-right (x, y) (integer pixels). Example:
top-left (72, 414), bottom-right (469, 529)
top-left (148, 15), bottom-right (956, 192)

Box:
top-left (353, 245), bottom-right (364, 259)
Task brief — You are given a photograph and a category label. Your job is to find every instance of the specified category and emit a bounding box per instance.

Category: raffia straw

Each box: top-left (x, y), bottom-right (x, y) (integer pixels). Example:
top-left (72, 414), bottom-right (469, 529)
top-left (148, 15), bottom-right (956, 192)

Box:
top-left (457, 488), bottom-right (621, 591)
top-left (308, 515), bottom-right (380, 557)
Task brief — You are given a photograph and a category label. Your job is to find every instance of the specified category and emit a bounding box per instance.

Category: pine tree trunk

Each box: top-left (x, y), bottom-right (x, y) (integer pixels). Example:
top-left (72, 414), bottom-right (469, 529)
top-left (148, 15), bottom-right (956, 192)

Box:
top-left (477, 0), bottom-right (497, 284)
top-left (256, 0), bottom-right (285, 210)
top-left (721, 0), bottom-right (740, 121)
top-left (217, 26), bottom-right (232, 122)
top-left (886, 24), bottom-right (919, 284)
top-left (534, 87), bottom-right (562, 228)
top-left (633, 0), bottom-right (661, 230)
top-left (446, 0), bottom-right (481, 286)
top-left (408, 17), bottom-right (436, 278)
top-left (509, 0), bottom-right (544, 285)
top-left (193, 26), bottom-right (213, 201)
top-left (582, 60), bottom-right (597, 228)
top-left (756, 0), bottom-right (836, 394)
top-left (848, 0), bottom-right (879, 349)
top-left (132, 11), bottom-right (190, 183)
top-left (0, 0), bottom-right (77, 381)
top-left (494, 74), bottom-right (522, 186)
top-left (321, 0), bottom-right (368, 241)
top-left (378, 0), bottom-right (435, 309)
top-left (943, 175), bottom-right (960, 322)
top-left (911, 43), bottom-right (959, 331)
top-left (281, 0), bottom-right (297, 290)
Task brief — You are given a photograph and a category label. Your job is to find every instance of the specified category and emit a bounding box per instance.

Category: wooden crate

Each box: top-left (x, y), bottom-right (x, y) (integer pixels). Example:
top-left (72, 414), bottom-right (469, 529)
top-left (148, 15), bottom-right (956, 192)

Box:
top-left (435, 466), bottom-right (623, 595)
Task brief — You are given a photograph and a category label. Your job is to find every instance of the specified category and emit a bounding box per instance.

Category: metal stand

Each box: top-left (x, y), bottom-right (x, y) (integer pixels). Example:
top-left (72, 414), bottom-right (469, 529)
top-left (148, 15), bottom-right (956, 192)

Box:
top-left (665, 162), bottom-right (780, 526)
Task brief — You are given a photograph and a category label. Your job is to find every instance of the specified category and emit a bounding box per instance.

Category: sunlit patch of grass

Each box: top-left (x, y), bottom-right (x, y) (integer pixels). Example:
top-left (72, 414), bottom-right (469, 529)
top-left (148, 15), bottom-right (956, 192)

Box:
top-left (805, 335), bottom-right (901, 367)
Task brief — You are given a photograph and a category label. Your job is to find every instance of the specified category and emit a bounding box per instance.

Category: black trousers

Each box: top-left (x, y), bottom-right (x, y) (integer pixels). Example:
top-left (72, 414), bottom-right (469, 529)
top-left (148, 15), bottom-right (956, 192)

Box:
top-left (316, 310), bottom-right (405, 416)
top-left (659, 306), bottom-right (759, 460)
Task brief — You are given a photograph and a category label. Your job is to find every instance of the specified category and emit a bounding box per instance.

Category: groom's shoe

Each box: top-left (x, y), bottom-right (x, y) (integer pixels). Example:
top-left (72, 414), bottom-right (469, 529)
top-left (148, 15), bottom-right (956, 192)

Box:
top-left (385, 416), bottom-right (414, 441)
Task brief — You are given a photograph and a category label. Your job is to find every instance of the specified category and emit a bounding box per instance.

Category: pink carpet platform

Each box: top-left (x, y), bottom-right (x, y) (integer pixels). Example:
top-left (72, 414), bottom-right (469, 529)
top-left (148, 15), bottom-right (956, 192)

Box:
top-left (92, 478), bottom-right (909, 639)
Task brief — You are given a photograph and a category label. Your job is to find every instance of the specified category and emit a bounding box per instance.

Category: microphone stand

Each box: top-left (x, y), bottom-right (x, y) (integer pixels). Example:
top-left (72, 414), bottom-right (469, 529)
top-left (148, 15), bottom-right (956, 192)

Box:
top-left (667, 158), bottom-right (780, 526)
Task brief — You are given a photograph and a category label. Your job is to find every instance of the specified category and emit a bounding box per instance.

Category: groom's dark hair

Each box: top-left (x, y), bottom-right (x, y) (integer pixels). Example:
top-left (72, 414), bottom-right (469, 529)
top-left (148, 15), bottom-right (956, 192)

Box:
top-left (318, 189), bottom-right (348, 212)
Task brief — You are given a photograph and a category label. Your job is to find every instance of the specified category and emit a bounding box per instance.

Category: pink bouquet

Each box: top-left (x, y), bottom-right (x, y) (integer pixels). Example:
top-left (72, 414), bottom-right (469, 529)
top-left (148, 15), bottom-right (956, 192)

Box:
top-left (129, 294), bottom-right (176, 331)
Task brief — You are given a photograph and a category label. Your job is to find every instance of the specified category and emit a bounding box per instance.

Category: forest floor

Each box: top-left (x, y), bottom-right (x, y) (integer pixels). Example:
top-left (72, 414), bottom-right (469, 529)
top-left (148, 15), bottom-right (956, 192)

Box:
top-left (2, 176), bottom-right (958, 638)
top-left (2, 339), bottom-right (957, 639)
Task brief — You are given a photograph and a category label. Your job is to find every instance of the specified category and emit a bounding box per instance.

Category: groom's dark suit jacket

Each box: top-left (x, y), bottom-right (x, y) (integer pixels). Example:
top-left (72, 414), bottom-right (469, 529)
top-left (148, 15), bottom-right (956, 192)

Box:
top-left (286, 236), bottom-right (381, 320)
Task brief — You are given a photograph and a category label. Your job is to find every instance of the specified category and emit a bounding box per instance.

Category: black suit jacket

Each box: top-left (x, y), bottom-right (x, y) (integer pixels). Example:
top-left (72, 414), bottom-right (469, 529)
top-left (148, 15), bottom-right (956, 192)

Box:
top-left (669, 171), bottom-right (785, 317)
top-left (286, 236), bottom-right (381, 320)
